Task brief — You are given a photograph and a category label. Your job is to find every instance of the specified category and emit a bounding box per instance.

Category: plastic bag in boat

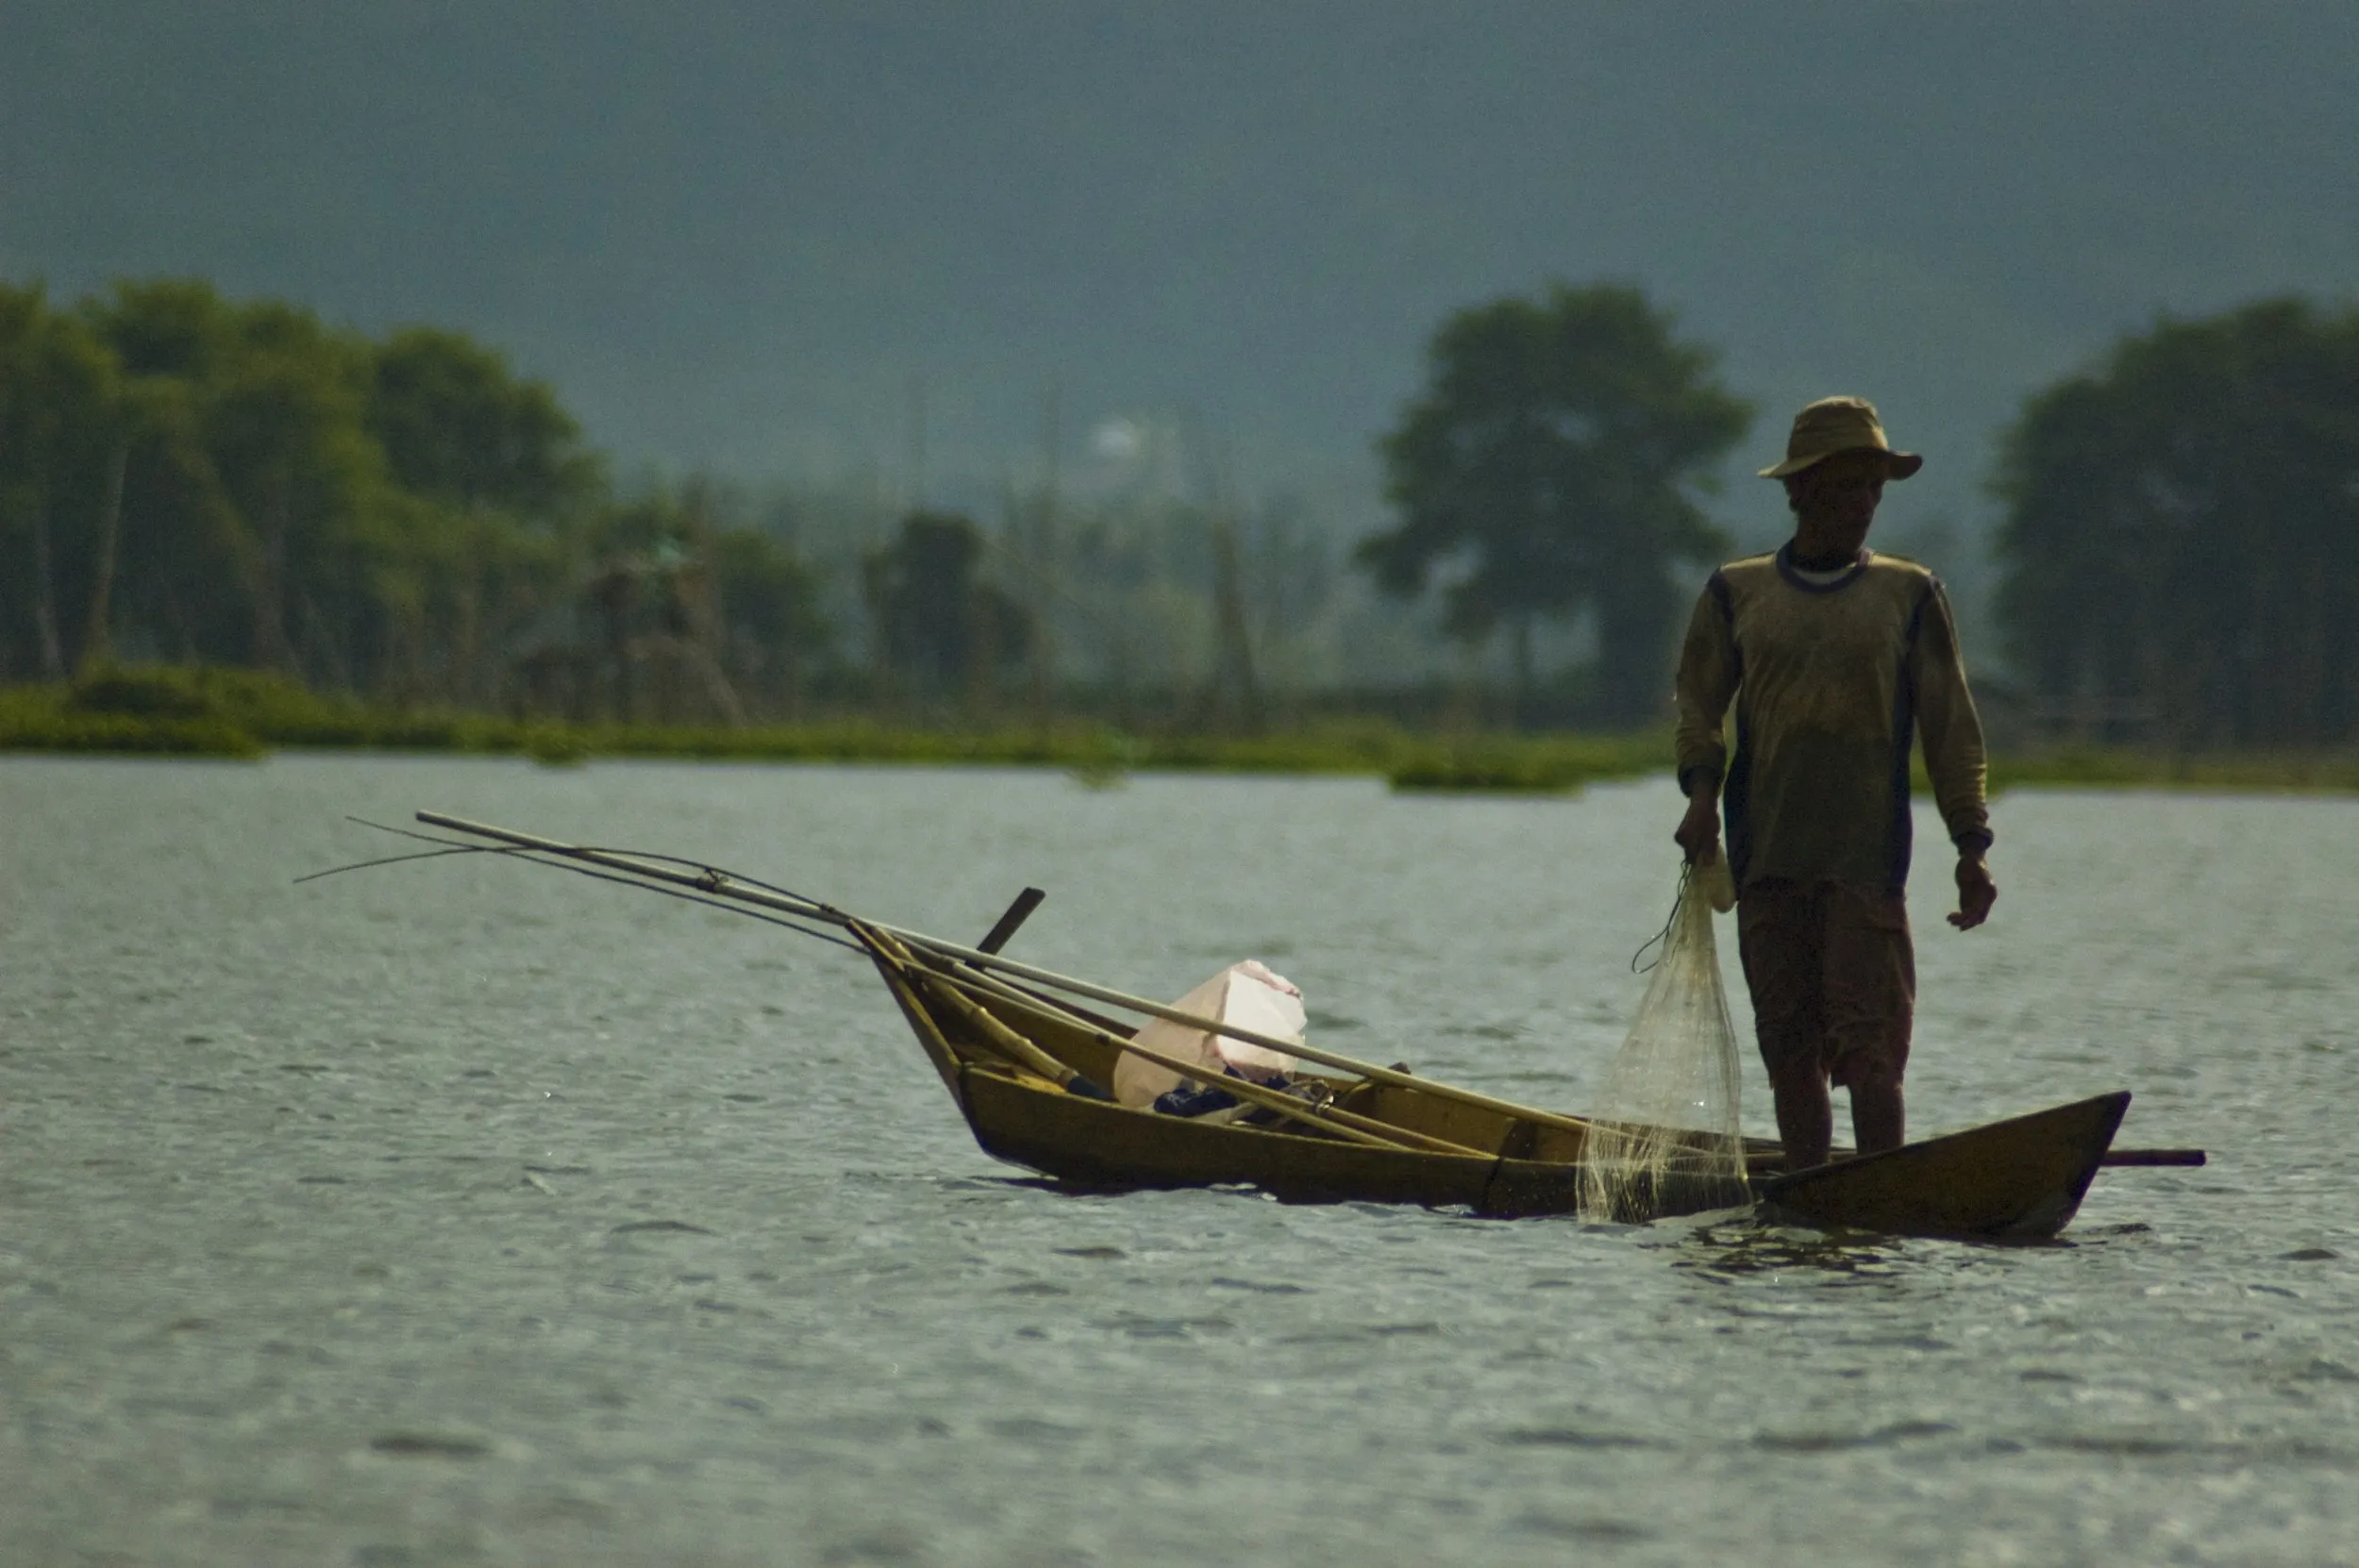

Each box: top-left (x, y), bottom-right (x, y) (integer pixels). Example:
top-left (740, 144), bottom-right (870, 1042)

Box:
top-left (1113, 959), bottom-right (1306, 1109)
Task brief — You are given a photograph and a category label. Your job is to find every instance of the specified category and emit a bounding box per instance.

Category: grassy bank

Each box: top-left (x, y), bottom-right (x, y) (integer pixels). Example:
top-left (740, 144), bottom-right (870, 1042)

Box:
top-left (4, 668), bottom-right (2354, 794)
top-left (0, 667), bottom-right (1664, 790)
top-left (1983, 747), bottom-right (2359, 793)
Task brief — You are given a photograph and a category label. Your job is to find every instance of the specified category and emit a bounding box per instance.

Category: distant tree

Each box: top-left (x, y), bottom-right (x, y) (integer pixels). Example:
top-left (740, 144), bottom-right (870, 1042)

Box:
top-left (368, 327), bottom-right (601, 522)
top-left (81, 279), bottom-right (397, 680)
top-left (708, 526), bottom-right (829, 697)
top-left (864, 511), bottom-right (1031, 700)
top-left (51, 282), bottom-right (610, 703)
top-left (0, 283), bottom-right (128, 677)
top-left (57, 281), bottom-right (254, 668)
top-left (364, 328), bottom-right (606, 702)
top-left (86, 275), bottom-right (239, 382)
top-left (1995, 298), bottom-right (2359, 748)
top-left (1359, 282), bottom-right (1750, 726)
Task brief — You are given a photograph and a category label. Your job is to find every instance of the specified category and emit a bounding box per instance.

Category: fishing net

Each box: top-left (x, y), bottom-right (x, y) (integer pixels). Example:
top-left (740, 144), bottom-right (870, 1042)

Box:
top-left (1578, 860), bottom-right (1748, 1222)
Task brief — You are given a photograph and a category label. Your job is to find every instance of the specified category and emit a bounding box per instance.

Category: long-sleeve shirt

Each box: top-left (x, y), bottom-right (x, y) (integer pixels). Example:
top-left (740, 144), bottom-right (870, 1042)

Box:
top-left (1674, 545), bottom-right (1991, 892)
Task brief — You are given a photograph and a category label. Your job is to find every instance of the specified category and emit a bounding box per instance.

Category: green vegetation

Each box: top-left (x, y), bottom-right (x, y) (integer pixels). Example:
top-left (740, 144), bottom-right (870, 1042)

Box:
top-left (0, 278), bottom-right (828, 718)
top-left (1386, 733), bottom-right (1670, 793)
top-left (1361, 283), bottom-right (1751, 726)
top-left (0, 662), bottom-right (1671, 788)
top-left (1996, 297), bottom-right (2359, 750)
top-left (0, 277), bottom-right (1386, 728)
top-left (1985, 747), bottom-right (2359, 794)
top-left (9, 276), bottom-right (2359, 787)
top-left (11, 664), bottom-right (2350, 794)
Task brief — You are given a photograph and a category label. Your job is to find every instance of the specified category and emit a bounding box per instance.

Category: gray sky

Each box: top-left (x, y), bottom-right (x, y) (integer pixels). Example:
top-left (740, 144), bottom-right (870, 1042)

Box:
top-left (5, 1), bottom-right (2353, 548)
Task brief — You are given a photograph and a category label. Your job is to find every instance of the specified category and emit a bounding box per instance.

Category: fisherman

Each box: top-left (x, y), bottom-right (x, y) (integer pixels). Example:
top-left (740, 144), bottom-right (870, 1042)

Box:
top-left (1672, 396), bottom-right (1995, 1172)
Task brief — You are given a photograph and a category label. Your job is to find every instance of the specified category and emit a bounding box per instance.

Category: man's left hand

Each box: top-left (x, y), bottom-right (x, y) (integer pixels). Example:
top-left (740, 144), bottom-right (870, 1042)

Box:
top-left (1949, 856), bottom-right (1997, 929)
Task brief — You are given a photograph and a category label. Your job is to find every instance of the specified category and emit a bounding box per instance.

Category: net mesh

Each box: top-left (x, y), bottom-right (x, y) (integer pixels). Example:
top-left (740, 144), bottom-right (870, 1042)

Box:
top-left (1578, 862), bottom-right (1748, 1222)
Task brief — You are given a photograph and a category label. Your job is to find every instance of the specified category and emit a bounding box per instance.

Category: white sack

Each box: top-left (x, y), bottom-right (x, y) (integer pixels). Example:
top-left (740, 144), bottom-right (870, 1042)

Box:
top-left (1112, 959), bottom-right (1306, 1108)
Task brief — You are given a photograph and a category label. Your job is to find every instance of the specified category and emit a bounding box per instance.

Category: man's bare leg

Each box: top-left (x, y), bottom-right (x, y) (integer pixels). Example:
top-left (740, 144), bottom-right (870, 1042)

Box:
top-left (1767, 1056), bottom-right (1833, 1171)
top-left (1849, 1082), bottom-right (1905, 1155)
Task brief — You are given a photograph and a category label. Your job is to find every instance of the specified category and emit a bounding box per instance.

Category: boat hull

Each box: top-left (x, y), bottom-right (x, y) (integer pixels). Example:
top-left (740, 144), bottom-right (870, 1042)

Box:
top-left (961, 1066), bottom-right (1749, 1220)
top-left (1756, 1091), bottom-right (2130, 1241)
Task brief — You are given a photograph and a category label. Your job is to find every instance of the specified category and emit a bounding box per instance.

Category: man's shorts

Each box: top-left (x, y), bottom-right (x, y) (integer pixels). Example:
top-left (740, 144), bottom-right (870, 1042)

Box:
top-left (1735, 878), bottom-right (1915, 1090)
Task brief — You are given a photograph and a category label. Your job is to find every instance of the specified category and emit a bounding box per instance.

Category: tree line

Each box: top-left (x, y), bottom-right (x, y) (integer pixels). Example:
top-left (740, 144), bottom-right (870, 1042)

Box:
top-left (6, 276), bottom-right (2356, 744)
top-left (1993, 298), bottom-right (2359, 749)
top-left (0, 278), bottom-right (1376, 727)
top-left (1364, 284), bottom-right (2359, 745)
top-left (0, 277), bottom-right (828, 719)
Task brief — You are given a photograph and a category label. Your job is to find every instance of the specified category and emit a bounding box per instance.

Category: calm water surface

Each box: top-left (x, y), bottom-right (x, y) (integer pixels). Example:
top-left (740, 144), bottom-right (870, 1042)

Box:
top-left (2, 757), bottom-right (2353, 1566)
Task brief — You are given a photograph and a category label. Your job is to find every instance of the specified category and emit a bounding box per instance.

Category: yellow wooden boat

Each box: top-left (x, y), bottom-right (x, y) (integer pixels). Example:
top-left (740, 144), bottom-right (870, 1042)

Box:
top-left (861, 918), bottom-right (2148, 1239)
top-left (410, 811), bottom-right (2203, 1242)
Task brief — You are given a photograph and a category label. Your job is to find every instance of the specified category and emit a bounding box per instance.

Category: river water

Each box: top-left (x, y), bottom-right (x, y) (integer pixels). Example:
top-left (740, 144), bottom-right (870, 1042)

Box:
top-left (2, 756), bottom-right (2352, 1566)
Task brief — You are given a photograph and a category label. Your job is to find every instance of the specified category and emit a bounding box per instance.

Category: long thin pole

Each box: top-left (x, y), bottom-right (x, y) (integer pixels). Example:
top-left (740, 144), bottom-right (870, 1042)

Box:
top-left (414, 810), bottom-right (1598, 1139)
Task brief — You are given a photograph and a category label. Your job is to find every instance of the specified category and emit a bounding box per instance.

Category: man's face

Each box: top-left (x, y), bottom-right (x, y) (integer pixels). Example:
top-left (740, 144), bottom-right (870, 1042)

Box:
top-left (1790, 449), bottom-right (1891, 551)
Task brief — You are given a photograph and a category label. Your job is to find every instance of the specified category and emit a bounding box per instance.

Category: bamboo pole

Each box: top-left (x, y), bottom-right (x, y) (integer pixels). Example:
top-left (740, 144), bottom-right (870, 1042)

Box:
top-left (416, 809), bottom-right (1598, 1141)
top-left (856, 923), bottom-right (1088, 1092)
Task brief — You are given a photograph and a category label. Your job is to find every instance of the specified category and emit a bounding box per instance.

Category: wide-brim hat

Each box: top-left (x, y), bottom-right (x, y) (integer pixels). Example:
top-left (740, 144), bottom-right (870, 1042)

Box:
top-left (1758, 395), bottom-right (1923, 479)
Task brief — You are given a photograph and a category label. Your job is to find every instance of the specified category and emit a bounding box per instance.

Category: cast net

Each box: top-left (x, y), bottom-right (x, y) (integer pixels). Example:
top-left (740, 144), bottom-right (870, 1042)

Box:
top-left (1578, 861), bottom-right (1748, 1222)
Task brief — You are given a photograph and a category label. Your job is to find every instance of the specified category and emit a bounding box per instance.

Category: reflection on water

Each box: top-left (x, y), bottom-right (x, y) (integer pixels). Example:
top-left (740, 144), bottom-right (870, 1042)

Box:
top-left (2, 757), bottom-right (2354, 1566)
top-left (1675, 1219), bottom-right (1914, 1277)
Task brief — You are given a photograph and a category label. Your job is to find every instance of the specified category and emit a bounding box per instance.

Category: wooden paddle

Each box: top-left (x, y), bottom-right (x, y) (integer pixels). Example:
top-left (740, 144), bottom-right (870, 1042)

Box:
top-left (977, 887), bottom-right (1046, 955)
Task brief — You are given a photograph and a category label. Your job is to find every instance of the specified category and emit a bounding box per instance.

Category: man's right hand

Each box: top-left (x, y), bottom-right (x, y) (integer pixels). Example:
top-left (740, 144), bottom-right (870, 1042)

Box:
top-left (1675, 787), bottom-right (1721, 866)
top-left (1949, 855), bottom-right (1997, 929)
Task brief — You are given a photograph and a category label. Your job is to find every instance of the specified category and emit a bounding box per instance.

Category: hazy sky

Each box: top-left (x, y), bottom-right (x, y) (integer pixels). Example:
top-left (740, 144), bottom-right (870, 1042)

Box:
top-left (6, 2), bottom-right (2353, 542)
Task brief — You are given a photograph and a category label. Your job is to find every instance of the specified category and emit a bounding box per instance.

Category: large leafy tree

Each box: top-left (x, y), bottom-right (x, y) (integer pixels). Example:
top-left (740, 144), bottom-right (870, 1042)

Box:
top-left (1359, 283), bottom-right (1749, 725)
top-left (81, 280), bottom-right (396, 677)
top-left (368, 327), bottom-right (599, 520)
top-left (1996, 298), bottom-right (2359, 748)
top-left (364, 327), bottom-right (604, 703)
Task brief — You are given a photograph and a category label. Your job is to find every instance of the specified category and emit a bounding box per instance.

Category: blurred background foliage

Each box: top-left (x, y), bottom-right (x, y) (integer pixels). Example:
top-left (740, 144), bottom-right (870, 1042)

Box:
top-left (6, 276), bottom-right (2358, 760)
top-left (1363, 284), bottom-right (1751, 727)
top-left (1995, 298), bottom-right (2359, 751)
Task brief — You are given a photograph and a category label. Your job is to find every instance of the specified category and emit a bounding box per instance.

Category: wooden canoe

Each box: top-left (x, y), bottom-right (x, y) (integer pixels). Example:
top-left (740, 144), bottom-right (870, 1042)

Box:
top-left (862, 924), bottom-right (2138, 1242)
